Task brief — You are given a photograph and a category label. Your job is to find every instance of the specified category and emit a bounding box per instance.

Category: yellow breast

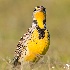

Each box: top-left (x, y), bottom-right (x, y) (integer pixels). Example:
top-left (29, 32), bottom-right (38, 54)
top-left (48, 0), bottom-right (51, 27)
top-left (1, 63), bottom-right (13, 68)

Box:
top-left (24, 29), bottom-right (49, 62)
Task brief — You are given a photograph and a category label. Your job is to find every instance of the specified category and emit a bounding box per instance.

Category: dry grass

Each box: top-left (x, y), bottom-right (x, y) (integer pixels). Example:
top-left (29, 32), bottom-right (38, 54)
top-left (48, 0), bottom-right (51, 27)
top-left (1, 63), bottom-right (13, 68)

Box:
top-left (0, 55), bottom-right (70, 70)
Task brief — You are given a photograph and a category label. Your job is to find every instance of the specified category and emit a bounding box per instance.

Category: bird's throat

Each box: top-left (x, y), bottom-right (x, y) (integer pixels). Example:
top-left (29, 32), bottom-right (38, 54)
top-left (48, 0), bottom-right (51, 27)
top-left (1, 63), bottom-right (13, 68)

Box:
top-left (34, 12), bottom-right (45, 29)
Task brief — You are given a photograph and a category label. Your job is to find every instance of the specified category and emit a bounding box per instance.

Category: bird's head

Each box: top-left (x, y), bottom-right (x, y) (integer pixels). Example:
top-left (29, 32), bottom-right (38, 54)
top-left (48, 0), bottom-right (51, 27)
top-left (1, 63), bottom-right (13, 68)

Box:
top-left (33, 6), bottom-right (46, 29)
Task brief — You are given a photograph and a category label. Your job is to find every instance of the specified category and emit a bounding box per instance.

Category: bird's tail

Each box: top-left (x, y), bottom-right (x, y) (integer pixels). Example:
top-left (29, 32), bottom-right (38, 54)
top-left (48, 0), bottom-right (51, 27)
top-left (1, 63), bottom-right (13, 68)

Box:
top-left (12, 56), bottom-right (21, 68)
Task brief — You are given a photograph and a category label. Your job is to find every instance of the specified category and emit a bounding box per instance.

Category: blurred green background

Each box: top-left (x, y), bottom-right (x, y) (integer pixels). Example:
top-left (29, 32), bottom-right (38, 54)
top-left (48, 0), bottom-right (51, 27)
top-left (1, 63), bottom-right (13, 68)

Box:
top-left (0, 0), bottom-right (70, 70)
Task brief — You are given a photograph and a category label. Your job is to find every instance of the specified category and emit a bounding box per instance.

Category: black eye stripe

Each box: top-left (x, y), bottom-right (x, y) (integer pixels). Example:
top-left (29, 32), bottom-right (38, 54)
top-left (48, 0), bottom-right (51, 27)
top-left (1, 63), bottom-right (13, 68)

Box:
top-left (33, 6), bottom-right (46, 12)
top-left (43, 8), bottom-right (45, 11)
top-left (34, 8), bottom-right (36, 11)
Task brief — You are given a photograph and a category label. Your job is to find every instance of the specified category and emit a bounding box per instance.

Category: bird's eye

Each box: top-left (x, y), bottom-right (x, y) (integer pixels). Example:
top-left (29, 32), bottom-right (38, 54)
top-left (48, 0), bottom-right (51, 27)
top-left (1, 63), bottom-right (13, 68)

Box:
top-left (37, 6), bottom-right (40, 8)
top-left (34, 8), bottom-right (36, 11)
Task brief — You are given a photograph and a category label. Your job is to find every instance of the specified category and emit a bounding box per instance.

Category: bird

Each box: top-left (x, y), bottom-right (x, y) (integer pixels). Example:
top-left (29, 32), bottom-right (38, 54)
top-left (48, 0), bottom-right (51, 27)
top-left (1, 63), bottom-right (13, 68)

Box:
top-left (12, 6), bottom-right (50, 69)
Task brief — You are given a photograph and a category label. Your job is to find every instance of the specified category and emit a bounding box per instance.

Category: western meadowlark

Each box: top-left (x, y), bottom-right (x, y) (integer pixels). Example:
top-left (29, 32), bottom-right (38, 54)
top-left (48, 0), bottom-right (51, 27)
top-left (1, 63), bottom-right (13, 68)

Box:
top-left (13, 6), bottom-right (50, 68)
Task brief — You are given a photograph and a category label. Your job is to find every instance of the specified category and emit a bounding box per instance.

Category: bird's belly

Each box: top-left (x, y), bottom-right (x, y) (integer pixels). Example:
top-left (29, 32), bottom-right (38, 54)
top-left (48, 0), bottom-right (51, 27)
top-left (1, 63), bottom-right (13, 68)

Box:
top-left (24, 29), bottom-right (49, 62)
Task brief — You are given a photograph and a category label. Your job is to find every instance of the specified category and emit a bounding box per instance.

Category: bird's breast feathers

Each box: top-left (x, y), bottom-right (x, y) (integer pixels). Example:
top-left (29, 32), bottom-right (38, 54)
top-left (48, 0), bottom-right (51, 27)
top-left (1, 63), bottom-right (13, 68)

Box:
top-left (24, 28), bottom-right (50, 62)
